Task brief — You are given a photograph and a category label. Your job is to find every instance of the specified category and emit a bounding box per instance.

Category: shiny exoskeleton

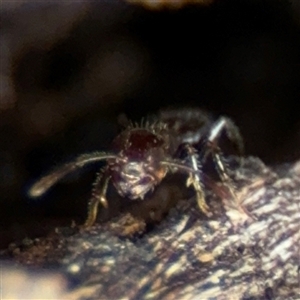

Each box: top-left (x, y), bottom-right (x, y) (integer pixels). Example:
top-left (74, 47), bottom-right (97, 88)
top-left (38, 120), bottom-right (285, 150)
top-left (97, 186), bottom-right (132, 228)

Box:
top-left (29, 108), bottom-right (244, 227)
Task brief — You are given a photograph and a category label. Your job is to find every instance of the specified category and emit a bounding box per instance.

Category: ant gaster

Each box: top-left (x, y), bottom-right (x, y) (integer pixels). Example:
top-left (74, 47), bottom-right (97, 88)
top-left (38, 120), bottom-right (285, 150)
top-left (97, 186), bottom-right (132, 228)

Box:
top-left (29, 108), bottom-right (245, 227)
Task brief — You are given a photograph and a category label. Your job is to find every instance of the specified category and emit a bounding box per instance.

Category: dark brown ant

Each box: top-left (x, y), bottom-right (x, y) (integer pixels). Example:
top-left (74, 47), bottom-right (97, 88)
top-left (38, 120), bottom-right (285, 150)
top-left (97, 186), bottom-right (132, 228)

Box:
top-left (29, 108), bottom-right (245, 227)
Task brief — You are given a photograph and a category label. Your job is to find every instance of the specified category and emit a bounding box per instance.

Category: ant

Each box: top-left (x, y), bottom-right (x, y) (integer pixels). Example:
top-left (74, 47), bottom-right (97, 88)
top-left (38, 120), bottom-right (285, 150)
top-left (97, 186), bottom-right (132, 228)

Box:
top-left (29, 108), bottom-right (245, 227)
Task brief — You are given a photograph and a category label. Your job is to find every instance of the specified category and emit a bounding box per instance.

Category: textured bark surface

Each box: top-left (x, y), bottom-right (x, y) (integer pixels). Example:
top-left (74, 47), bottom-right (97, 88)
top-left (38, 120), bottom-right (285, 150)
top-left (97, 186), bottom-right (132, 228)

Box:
top-left (3, 156), bottom-right (299, 299)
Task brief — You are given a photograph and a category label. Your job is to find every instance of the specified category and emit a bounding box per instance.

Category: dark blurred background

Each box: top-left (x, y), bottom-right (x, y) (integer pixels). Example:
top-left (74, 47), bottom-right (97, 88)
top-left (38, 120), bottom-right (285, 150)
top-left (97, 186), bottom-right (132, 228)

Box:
top-left (1, 0), bottom-right (300, 249)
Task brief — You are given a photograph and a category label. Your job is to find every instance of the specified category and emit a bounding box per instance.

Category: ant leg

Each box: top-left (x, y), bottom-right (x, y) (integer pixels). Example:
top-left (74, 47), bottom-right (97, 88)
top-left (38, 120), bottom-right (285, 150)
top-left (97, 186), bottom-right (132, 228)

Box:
top-left (184, 144), bottom-right (211, 217)
top-left (211, 147), bottom-right (237, 202)
top-left (84, 168), bottom-right (110, 227)
top-left (203, 117), bottom-right (243, 202)
top-left (207, 116), bottom-right (244, 155)
top-left (206, 140), bottom-right (253, 217)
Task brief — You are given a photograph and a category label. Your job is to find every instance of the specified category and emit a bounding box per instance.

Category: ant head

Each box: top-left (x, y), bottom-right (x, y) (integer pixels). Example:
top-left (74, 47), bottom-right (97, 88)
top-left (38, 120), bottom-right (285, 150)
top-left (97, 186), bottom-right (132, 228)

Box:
top-left (108, 128), bottom-right (168, 199)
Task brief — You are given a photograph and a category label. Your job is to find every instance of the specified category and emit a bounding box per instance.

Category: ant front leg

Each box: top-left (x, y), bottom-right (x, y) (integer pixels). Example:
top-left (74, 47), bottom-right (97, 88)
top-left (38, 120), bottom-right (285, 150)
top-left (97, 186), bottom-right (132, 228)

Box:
top-left (184, 144), bottom-right (212, 217)
top-left (84, 167), bottom-right (110, 227)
